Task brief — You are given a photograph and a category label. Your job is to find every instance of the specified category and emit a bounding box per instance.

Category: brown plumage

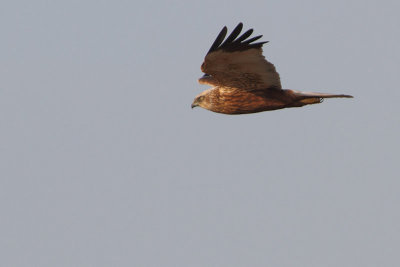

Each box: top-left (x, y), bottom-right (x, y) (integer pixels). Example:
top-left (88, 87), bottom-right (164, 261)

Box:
top-left (191, 23), bottom-right (353, 115)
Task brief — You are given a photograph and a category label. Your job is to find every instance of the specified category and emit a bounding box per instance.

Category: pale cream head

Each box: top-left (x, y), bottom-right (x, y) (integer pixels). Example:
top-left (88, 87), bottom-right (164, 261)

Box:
top-left (191, 89), bottom-right (213, 109)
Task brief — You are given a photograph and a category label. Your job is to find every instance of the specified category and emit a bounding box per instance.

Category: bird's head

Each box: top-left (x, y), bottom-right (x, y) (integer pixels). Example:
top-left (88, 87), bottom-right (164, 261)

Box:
top-left (191, 89), bottom-right (212, 109)
top-left (191, 95), bottom-right (205, 109)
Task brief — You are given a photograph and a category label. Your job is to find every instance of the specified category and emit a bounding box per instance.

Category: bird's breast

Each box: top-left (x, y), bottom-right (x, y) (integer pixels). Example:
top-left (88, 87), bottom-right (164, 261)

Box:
top-left (209, 89), bottom-right (289, 114)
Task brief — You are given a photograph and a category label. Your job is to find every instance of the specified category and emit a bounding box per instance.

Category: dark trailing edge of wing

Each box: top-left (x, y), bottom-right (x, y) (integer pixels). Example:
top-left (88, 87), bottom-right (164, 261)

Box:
top-left (206, 22), bottom-right (268, 54)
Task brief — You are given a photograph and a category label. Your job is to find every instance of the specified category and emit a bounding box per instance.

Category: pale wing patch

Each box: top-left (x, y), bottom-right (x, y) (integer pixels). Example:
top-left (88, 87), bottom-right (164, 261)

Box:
top-left (202, 49), bottom-right (281, 90)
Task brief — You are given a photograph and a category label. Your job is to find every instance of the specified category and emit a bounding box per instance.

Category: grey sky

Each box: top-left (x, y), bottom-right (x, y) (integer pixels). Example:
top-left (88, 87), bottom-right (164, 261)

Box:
top-left (1, 0), bottom-right (399, 266)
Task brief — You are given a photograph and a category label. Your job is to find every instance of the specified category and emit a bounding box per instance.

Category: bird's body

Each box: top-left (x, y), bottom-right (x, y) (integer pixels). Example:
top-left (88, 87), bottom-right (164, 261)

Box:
top-left (192, 23), bottom-right (353, 114)
top-left (194, 87), bottom-right (299, 114)
top-left (194, 87), bottom-right (349, 115)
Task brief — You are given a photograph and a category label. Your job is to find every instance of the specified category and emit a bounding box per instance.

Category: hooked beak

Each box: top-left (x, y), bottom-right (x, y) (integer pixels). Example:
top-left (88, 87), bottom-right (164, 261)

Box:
top-left (191, 102), bottom-right (198, 109)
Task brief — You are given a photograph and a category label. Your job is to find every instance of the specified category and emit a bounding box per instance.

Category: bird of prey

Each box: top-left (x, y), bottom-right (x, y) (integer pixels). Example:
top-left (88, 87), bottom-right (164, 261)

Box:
top-left (191, 23), bottom-right (353, 114)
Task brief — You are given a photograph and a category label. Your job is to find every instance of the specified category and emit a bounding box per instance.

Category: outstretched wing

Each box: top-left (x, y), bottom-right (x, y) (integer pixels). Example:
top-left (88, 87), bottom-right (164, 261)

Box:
top-left (200, 23), bottom-right (282, 91)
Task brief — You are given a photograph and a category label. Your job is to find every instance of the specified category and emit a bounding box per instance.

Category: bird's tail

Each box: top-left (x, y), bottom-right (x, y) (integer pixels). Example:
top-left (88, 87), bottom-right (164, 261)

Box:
top-left (291, 90), bottom-right (353, 99)
top-left (290, 90), bottom-right (353, 105)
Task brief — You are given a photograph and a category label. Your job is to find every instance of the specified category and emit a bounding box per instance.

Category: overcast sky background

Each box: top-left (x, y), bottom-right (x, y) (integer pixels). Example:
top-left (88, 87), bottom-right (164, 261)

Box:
top-left (1, 0), bottom-right (399, 266)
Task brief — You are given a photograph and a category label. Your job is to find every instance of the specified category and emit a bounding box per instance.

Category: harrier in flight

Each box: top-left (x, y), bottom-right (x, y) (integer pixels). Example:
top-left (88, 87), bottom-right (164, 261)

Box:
top-left (191, 23), bottom-right (353, 114)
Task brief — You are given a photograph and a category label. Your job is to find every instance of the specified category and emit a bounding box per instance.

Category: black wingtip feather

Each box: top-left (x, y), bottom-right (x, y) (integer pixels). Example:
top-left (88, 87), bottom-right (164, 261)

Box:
top-left (207, 26), bottom-right (228, 54)
top-left (220, 23), bottom-right (243, 47)
top-left (206, 23), bottom-right (268, 54)
top-left (233, 29), bottom-right (253, 44)
top-left (242, 35), bottom-right (263, 44)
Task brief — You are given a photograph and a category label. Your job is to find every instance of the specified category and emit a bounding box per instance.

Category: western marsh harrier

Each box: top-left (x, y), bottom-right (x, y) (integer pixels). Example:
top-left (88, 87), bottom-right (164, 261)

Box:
top-left (191, 23), bottom-right (353, 114)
